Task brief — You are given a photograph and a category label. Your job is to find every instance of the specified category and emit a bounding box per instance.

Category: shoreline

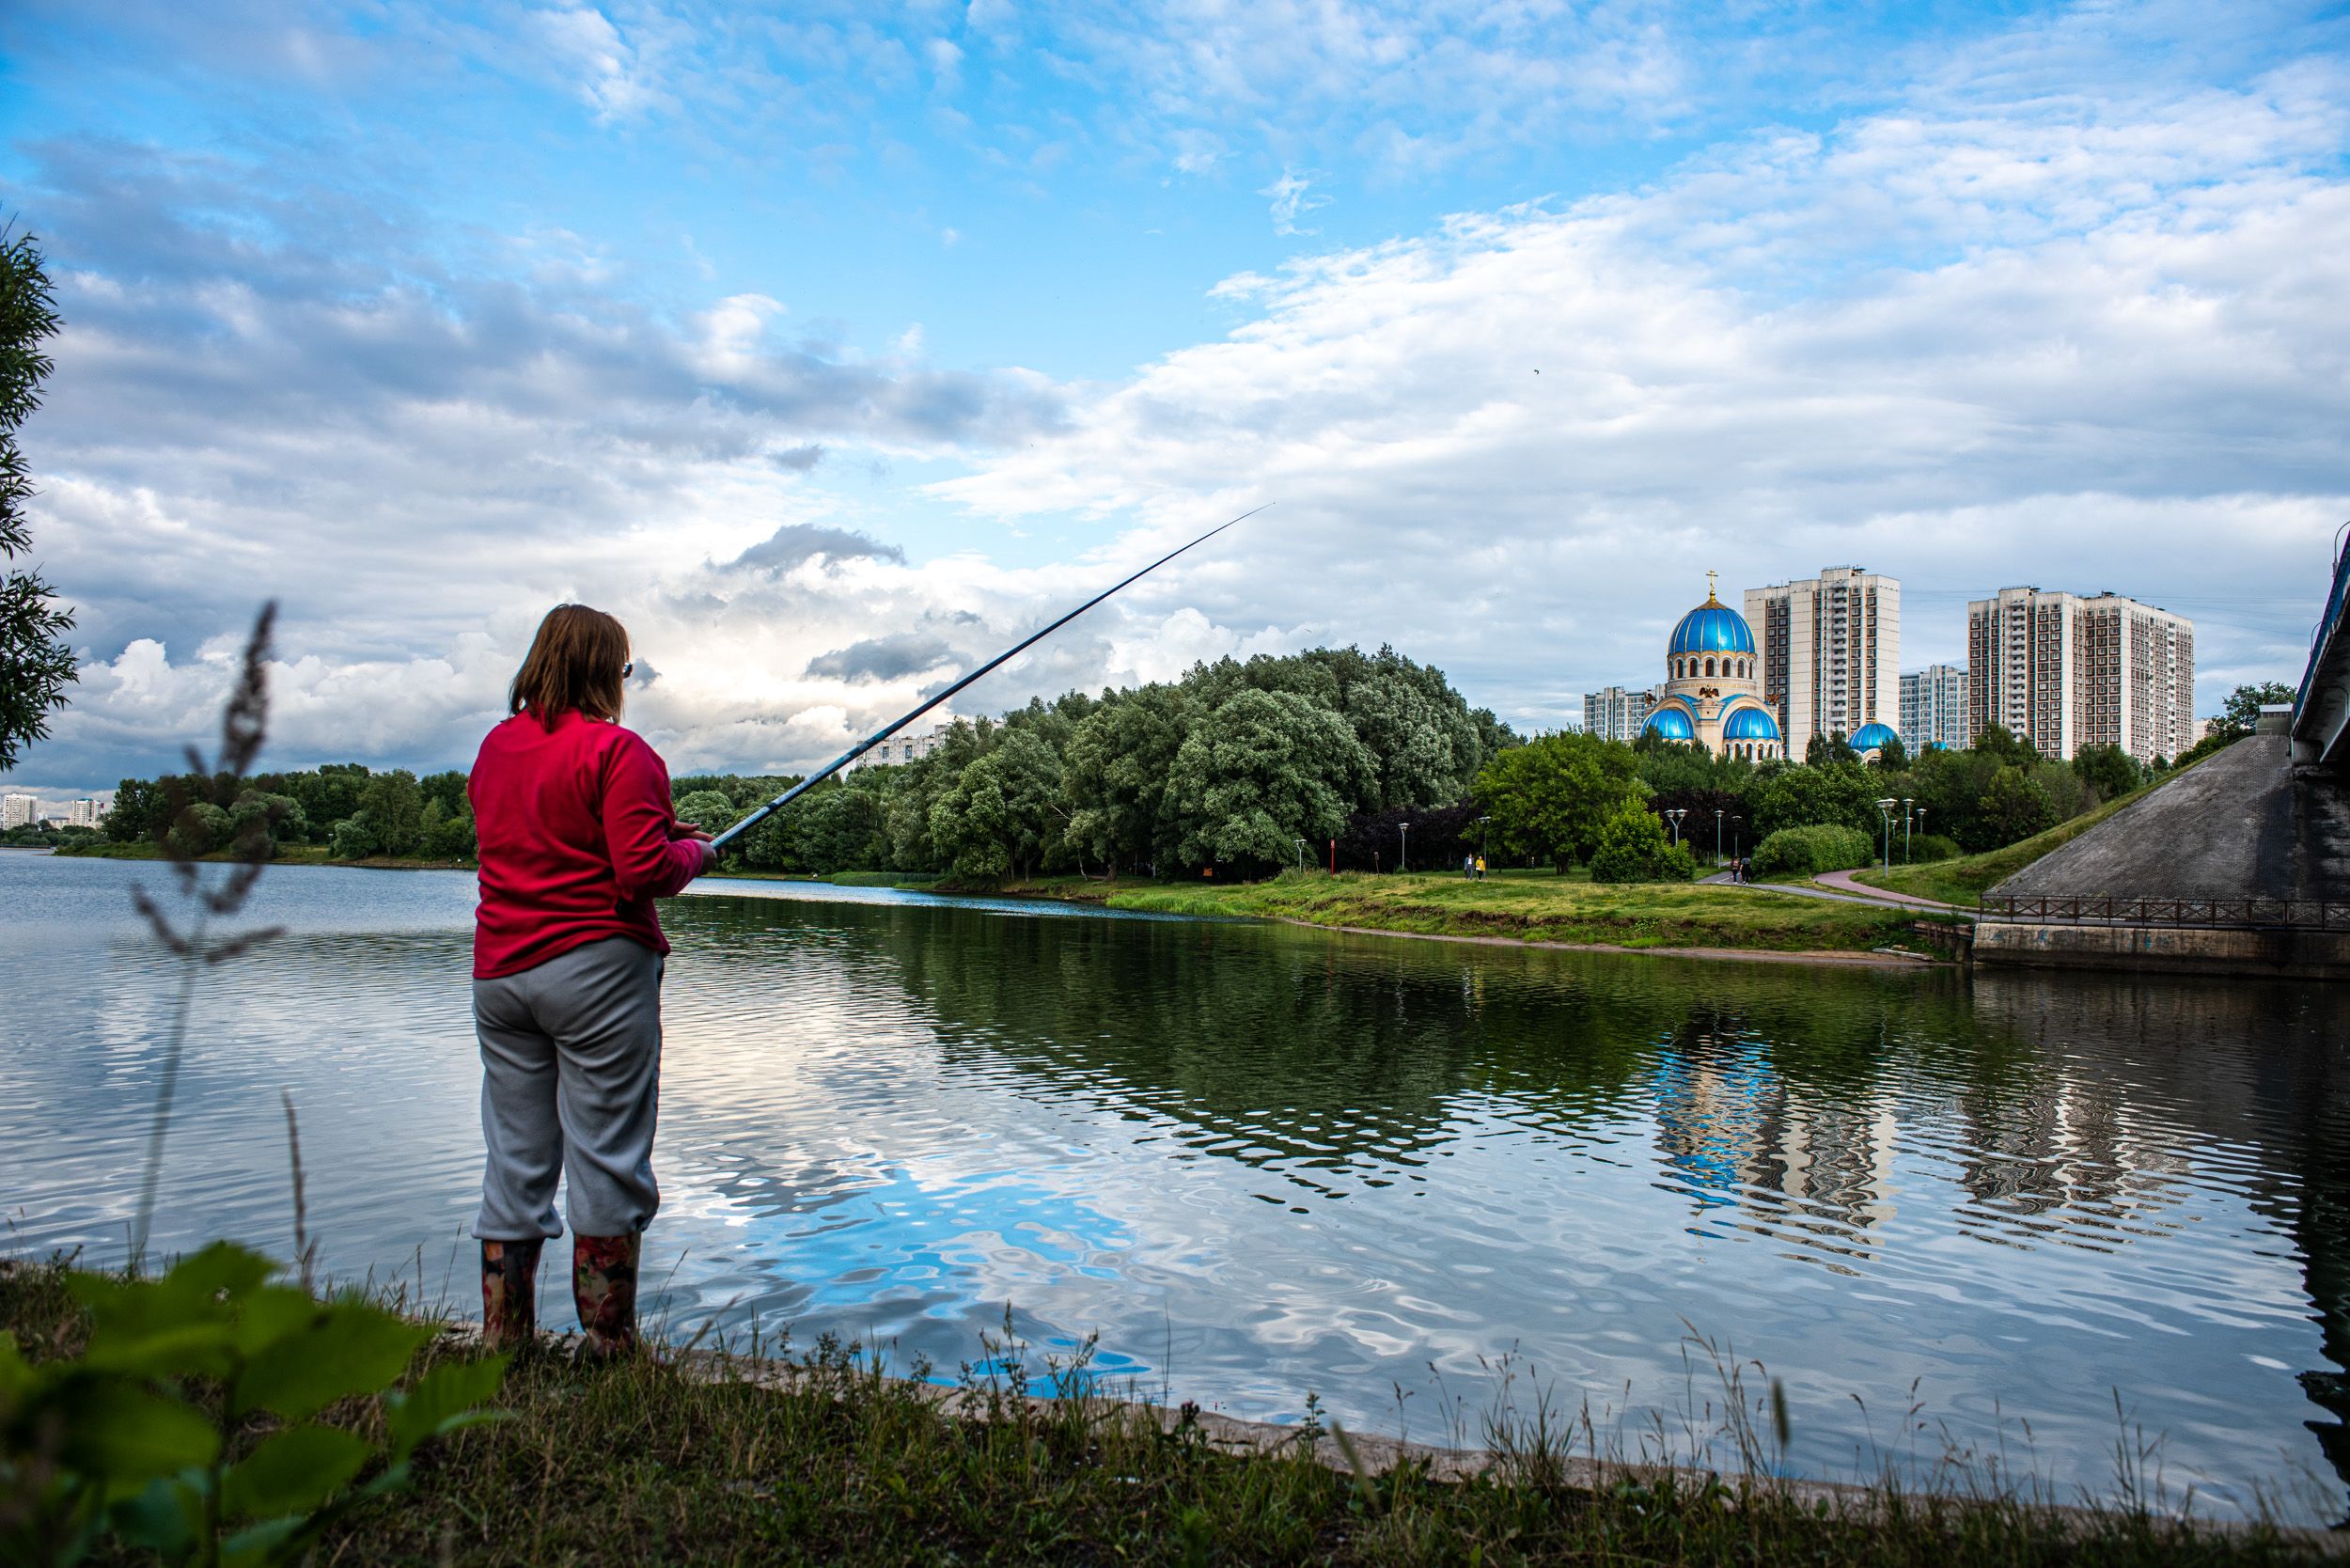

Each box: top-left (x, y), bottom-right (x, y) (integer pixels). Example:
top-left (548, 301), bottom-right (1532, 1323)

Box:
top-left (1276, 917), bottom-right (1941, 967)
top-left (27, 854), bottom-right (1956, 964)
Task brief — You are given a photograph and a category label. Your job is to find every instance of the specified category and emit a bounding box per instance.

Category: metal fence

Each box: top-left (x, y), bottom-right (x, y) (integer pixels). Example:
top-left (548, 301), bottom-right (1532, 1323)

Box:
top-left (1981, 894), bottom-right (2350, 932)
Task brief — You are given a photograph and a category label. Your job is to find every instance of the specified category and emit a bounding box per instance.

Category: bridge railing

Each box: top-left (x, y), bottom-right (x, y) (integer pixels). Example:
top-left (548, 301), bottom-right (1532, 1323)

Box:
top-left (1981, 894), bottom-right (2350, 932)
top-left (2296, 520), bottom-right (2350, 727)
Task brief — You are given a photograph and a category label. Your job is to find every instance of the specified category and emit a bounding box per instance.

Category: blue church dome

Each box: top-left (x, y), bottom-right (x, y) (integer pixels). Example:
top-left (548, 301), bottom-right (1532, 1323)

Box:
top-left (1643, 704), bottom-right (1696, 741)
top-left (1668, 588), bottom-right (1756, 657)
top-left (1850, 721), bottom-right (1900, 755)
top-left (1722, 705), bottom-right (1781, 742)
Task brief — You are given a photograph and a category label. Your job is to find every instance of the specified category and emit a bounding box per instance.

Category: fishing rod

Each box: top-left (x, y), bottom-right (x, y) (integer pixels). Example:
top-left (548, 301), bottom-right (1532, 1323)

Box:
top-left (709, 503), bottom-right (1269, 852)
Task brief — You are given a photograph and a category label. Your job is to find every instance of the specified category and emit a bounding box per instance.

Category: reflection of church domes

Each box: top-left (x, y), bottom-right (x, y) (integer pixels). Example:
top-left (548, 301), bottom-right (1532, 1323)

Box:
top-left (1850, 722), bottom-right (1899, 756)
top-left (1723, 705), bottom-right (1781, 743)
top-left (1668, 590), bottom-right (1756, 656)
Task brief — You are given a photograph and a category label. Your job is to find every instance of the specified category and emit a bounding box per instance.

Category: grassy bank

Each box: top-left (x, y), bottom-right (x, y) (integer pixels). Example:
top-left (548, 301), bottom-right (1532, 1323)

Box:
top-left (2, 1258), bottom-right (2325, 1567)
top-left (1096, 869), bottom-right (1939, 956)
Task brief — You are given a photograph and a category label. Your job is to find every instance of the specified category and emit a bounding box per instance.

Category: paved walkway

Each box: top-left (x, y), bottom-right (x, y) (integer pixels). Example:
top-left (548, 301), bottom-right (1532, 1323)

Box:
top-left (1700, 868), bottom-right (1967, 913)
top-left (1814, 869), bottom-right (1968, 910)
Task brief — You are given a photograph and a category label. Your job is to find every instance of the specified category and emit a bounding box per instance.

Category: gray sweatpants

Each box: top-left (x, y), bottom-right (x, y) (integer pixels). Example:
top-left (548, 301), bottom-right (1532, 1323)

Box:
top-left (473, 937), bottom-right (665, 1240)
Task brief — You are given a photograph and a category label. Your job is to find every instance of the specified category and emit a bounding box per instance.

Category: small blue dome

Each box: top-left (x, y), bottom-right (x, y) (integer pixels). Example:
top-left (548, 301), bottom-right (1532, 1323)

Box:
top-left (1723, 705), bottom-right (1781, 742)
top-left (1850, 722), bottom-right (1900, 754)
top-left (1668, 593), bottom-right (1756, 657)
top-left (1643, 705), bottom-right (1696, 741)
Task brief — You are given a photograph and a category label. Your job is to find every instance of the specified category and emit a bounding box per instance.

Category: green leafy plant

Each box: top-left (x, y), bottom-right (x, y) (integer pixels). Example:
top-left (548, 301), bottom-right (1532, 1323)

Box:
top-left (0, 1242), bottom-right (505, 1568)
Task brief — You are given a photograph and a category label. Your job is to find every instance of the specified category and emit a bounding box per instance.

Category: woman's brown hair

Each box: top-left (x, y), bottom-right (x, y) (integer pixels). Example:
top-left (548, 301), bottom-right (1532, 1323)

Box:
top-left (509, 604), bottom-right (630, 726)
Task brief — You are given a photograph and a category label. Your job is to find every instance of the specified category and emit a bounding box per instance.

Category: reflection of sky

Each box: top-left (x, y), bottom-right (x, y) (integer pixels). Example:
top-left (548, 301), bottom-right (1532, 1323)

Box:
top-left (2, 855), bottom-right (2344, 1523)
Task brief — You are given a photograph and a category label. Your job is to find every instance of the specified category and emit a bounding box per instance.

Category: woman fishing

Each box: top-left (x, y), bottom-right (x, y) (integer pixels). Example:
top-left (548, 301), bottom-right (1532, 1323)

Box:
top-left (466, 604), bottom-right (715, 1356)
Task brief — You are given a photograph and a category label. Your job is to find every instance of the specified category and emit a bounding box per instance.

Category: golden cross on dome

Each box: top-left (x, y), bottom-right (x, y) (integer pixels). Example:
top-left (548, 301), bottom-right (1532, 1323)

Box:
top-left (1705, 570), bottom-right (1719, 605)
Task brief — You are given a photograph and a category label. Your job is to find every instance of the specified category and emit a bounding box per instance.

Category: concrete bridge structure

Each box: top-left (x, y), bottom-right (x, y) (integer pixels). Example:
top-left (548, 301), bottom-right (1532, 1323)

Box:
top-left (2294, 525), bottom-right (2350, 769)
top-left (1974, 525), bottom-right (2350, 979)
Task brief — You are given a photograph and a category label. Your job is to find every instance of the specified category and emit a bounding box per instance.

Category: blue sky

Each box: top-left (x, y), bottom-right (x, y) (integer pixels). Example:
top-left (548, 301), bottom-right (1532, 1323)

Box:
top-left (3, 0), bottom-right (2346, 794)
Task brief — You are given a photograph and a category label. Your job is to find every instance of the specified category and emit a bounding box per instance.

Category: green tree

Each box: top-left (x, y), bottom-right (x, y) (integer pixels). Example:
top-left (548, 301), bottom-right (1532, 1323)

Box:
top-left (2071, 743), bottom-right (2140, 801)
top-left (165, 801), bottom-right (232, 857)
top-left (929, 729), bottom-right (1062, 882)
top-left (673, 789), bottom-right (741, 838)
top-left (1805, 731), bottom-right (1858, 767)
top-left (357, 770), bottom-right (424, 856)
top-left (0, 224), bottom-right (73, 771)
top-left (1871, 734), bottom-right (1908, 771)
top-left (2217, 681), bottom-right (2296, 737)
top-left (329, 813), bottom-right (377, 859)
top-left (229, 791), bottom-right (306, 856)
top-left (1970, 724), bottom-right (2038, 768)
top-left (1587, 799), bottom-right (1696, 884)
top-left (794, 776), bottom-right (892, 872)
top-left (1977, 764), bottom-right (2056, 846)
top-left (1061, 685), bottom-right (1192, 872)
top-left (103, 776), bottom-right (162, 842)
top-left (1473, 730), bottom-right (1645, 872)
top-left (1748, 760), bottom-right (1876, 839)
top-left (1167, 688), bottom-right (1374, 869)
top-left (429, 804), bottom-right (478, 861)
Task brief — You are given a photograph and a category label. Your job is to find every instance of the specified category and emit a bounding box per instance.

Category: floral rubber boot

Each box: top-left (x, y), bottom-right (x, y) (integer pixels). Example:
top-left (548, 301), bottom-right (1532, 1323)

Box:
top-left (572, 1232), bottom-right (642, 1361)
top-left (479, 1238), bottom-right (543, 1352)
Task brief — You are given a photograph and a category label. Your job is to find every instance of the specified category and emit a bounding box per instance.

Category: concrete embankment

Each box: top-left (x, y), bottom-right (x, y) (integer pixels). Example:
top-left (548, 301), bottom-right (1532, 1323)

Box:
top-left (1976, 734), bottom-right (2350, 979)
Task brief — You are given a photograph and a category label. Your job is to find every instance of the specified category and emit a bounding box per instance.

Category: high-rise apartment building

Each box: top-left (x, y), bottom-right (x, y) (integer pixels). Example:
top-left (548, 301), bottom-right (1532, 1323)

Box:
top-left (67, 797), bottom-right (109, 829)
top-left (1, 793), bottom-right (37, 830)
top-left (1582, 685), bottom-right (1657, 744)
top-left (1899, 665), bottom-right (1968, 753)
top-left (1966, 588), bottom-right (2194, 763)
top-left (1743, 567), bottom-right (1901, 759)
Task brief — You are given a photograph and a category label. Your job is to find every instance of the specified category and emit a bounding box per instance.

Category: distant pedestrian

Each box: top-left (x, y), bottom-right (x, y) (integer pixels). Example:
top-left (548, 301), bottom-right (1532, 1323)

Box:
top-left (1463, 853), bottom-right (1475, 878)
top-left (469, 604), bottom-right (716, 1358)
top-left (1475, 855), bottom-right (1486, 880)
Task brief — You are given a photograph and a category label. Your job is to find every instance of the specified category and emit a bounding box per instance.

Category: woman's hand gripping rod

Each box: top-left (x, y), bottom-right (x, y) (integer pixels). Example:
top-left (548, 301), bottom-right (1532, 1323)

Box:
top-left (709, 504), bottom-right (1268, 853)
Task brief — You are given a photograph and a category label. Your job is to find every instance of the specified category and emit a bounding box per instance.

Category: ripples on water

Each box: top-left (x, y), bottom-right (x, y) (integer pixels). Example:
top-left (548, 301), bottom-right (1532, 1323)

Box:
top-left (2, 853), bottom-right (2344, 1521)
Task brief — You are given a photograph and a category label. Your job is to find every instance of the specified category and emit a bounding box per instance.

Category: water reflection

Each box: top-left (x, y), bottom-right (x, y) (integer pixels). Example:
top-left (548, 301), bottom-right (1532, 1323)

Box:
top-left (1, 855), bottom-right (2344, 1520)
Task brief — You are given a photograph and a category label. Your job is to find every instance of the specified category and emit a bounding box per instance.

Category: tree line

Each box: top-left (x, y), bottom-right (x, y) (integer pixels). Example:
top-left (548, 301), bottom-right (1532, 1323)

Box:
top-left (71, 672), bottom-right (2290, 883)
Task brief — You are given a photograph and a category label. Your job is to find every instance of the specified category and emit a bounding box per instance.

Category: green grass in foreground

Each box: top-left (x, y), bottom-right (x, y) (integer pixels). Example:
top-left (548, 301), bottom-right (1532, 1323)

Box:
top-left (2, 1259), bottom-right (2323, 1567)
top-left (1851, 755), bottom-right (2215, 908)
top-left (1101, 869), bottom-right (1936, 955)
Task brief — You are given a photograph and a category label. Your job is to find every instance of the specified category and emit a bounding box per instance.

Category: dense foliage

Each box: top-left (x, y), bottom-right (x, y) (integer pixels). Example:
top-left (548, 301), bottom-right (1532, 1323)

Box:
top-left (1, 224), bottom-right (75, 770)
top-left (1751, 824), bottom-right (1874, 877)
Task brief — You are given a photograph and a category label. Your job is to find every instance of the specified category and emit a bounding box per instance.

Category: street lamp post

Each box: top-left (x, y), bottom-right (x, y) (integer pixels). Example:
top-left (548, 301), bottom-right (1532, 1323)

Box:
top-left (1901, 798), bottom-right (1914, 864)
top-left (1714, 808), bottom-right (1724, 867)
top-left (1399, 822), bottom-right (1410, 873)
top-left (1873, 797), bottom-right (1897, 873)
top-left (1478, 815), bottom-right (1491, 865)
top-left (1665, 808), bottom-right (1686, 846)
top-left (1292, 838), bottom-right (1308, 872)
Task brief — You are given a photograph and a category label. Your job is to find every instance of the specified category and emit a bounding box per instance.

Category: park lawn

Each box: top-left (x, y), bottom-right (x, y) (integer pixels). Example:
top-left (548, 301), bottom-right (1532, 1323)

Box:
top-left (1850, 750), bottom-right (2219, 907)
top-left (2, 1258), bottom-right (2323, 1568)
top-left (1102, 870), bottom-right (1933, 955)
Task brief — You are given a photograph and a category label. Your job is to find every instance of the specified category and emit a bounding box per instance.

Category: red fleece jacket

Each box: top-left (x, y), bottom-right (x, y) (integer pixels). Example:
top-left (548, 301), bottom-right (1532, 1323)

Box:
top-left (468, 709), bottom-right (709, 980)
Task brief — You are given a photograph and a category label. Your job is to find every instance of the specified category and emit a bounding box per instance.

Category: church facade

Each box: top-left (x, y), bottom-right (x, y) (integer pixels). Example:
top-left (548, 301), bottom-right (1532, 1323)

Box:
top-left (1641, 579), bottom-right (1786, 761)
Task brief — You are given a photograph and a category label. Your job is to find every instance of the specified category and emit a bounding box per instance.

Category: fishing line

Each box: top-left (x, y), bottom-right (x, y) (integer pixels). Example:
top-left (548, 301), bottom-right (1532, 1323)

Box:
top-left (710, 503), bottom-right (1270, 852)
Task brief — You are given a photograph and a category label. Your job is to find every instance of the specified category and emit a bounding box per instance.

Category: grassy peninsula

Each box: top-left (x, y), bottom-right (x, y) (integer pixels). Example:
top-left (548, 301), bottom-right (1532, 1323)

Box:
top-left (1090, 869), bottom-right (1944, 957)
top-left (3, 1257), bottom-right (2323, 1568)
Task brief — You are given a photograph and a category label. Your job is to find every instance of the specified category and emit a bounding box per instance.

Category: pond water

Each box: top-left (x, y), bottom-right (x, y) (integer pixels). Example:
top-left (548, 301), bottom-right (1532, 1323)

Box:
top-left (3, 852), bottom-right (2345, 1521)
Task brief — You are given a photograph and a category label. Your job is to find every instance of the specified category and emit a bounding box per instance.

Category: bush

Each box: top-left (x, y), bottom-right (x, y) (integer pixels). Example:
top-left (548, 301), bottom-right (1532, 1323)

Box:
top-left (328, 814), bottom-right (378, 860)
top-left (1904, 833), bottom-right (1961, 864)
top-left (1751, 823), bottom-right (1873, 877)
top-left (1587, 802), bottom-right (1697, 884)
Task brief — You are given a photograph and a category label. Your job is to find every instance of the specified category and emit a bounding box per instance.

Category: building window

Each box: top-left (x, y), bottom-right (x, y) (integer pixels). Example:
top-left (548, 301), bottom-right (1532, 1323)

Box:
top-left (1704, 657), bottom-right (1716, 677)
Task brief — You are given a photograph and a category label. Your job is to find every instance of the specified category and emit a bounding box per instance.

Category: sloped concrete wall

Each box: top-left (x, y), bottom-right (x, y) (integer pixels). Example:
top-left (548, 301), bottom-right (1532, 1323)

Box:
top-left (1995, 736), bottom-right (2350, 902)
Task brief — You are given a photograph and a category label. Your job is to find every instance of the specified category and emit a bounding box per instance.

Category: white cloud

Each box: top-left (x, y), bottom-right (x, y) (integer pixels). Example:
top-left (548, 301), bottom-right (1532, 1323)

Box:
top-left (1260, 168), bottom-right (1329, 237)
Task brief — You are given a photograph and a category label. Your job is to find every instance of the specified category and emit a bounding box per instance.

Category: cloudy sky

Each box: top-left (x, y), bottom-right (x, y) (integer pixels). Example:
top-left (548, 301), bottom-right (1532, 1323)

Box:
top-left (2, 0), bottom-right (2345, 799)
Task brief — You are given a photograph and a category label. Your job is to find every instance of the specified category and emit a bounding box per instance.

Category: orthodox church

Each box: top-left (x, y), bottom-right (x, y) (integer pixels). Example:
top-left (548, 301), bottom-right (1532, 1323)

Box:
top-left (1641, 576), bottom-right (1786, 761)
